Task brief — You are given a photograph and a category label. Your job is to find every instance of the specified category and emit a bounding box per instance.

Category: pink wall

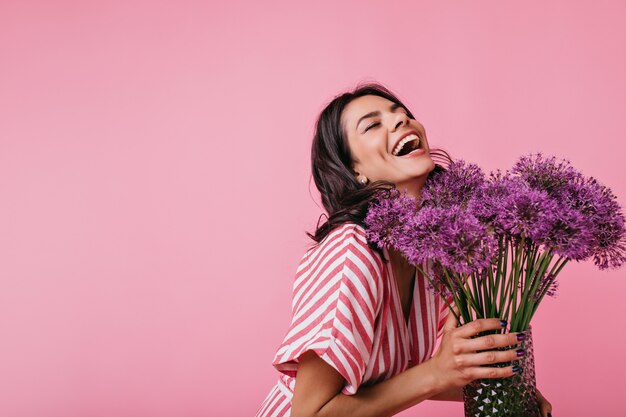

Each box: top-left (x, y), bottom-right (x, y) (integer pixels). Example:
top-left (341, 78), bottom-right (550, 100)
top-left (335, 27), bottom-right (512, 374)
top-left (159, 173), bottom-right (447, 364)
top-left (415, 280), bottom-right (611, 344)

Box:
top-left (1, 1), bottom-right (625, 416)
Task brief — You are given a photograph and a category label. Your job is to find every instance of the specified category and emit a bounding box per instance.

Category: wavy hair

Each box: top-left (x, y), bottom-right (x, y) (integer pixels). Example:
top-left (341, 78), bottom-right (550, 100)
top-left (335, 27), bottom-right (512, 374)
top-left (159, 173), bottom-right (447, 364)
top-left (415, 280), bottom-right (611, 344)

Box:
top-left (306, 81), bottom-right (453, 261)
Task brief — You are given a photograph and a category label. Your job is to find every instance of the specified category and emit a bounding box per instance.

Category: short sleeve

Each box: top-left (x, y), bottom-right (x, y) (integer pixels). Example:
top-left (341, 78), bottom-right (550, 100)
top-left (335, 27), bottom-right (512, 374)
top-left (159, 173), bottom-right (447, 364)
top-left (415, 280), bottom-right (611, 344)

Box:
top-left (272, 224), bottom-right (383, 395)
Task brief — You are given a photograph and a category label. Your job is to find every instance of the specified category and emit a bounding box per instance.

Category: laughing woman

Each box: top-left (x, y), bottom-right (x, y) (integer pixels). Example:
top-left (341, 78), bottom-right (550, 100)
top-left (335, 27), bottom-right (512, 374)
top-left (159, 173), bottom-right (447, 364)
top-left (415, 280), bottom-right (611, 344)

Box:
top-left (255, 82), bottom-right (552, 417)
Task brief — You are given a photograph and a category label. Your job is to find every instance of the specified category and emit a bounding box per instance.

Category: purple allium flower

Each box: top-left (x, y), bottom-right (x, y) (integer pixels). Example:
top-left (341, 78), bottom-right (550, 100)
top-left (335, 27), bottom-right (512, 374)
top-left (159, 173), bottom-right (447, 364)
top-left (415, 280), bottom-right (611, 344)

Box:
top-left (467, 170), bottom-right (517, 225)
top-left (498, 188), bottom-right (559, 242)
top-left (512, 153), bottom-right (582, 199)
top-left (398, 205), bottom-right (497, 275)
top-left (392, 206), bottom-right (449, 264)
top-left (365, 188), bottom-right (496, 276)
top-left (593, 227), bottom-right (626, 270)
top-left (565, 176), bottom-right (626, 269)
top-left (469, 171), bottom-right (558, 242)
top-left (542, 206), bottom-right (593, 260)
top-left (363, 153), bottom-right (625, 330)
top-left (364, 188), bottom-right (418, 249)
top-left (421, 160), bottom-right (486, 209)
top-left (513, 153), bottom-right (626, 269)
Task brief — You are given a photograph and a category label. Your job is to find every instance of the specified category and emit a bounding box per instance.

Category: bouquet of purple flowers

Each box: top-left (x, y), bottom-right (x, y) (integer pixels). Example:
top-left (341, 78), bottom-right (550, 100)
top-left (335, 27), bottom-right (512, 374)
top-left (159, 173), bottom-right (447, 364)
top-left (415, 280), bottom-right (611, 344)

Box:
top-left (365, 153), bottom-right (626, 332)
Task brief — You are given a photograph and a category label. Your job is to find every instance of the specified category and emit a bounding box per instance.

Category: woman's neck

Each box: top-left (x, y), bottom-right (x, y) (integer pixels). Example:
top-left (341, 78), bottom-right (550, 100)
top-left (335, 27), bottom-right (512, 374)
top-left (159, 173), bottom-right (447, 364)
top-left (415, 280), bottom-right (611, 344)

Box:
top-left (395, 175), bottom-right (427, 200)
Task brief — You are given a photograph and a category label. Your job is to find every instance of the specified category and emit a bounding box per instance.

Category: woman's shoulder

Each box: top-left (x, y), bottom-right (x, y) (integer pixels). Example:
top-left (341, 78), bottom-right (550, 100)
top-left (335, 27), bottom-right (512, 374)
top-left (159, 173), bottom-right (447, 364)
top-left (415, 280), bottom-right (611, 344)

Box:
top-left (326, 222), bottom-right (369, 243)
top-left (300, 222), bottom-right (384, 276)
top-left (309, 222), bottom-right (371, 253)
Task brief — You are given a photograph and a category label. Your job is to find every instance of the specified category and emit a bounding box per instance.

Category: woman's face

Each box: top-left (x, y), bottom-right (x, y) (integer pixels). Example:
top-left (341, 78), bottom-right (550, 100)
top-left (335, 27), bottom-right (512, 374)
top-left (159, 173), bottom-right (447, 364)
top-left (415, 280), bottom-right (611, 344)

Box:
top-left (342, 95), bottom-right (435, 195)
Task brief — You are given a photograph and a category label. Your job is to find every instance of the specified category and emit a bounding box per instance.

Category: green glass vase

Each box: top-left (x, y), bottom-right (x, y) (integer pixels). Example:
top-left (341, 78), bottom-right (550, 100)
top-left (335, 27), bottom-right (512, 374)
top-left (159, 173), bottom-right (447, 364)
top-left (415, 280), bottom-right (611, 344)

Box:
top-left (463, 325), bottom-right (540, 417)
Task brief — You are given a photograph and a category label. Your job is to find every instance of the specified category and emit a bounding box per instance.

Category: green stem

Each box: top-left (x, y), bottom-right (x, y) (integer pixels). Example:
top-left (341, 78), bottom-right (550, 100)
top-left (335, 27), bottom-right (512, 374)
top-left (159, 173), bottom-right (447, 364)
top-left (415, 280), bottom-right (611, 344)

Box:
top-left (449, 268), bottom-right (483, 323)
top-left (516, 243), bottom-right (544, 330)
top-left (485, 266), bottom-right (496, 318)
top-left (527, 256), bottom-right (568, 327)
top-left (492, 236), bottom-right (505, 319)
top-left (518, 249), bottom-right (553, 330)
top-left (498, 238), bottom-right (511, 319)
top-left (505, 237), bottom-right (524, 327)
top-left (470, 270), bottom-right (484, 317)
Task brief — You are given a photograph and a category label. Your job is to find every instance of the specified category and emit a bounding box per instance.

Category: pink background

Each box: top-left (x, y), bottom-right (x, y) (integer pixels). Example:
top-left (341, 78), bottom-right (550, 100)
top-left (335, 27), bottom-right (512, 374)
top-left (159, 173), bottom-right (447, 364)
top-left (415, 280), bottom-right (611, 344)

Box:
top-left (1, 1), bottom-right (625, 416)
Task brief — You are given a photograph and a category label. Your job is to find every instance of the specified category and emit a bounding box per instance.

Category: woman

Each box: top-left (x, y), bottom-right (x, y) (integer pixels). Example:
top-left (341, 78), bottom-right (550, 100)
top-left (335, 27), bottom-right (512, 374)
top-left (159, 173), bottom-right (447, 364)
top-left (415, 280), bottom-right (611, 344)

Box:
top-left (255, 82), bottom-right (553, 417)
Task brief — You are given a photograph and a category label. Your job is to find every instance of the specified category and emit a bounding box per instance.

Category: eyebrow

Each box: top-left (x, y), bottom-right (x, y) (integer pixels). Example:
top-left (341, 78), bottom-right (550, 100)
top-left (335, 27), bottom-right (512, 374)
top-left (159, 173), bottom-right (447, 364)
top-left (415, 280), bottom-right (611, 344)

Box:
top-left (356, 102), bottom-right (403, 130)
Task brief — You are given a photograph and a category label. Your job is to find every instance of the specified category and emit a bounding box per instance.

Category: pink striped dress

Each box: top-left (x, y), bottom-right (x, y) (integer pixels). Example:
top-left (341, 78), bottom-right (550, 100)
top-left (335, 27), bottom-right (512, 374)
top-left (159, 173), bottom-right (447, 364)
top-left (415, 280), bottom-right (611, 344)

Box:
top-left (255, 223), bottom-right (452, 417)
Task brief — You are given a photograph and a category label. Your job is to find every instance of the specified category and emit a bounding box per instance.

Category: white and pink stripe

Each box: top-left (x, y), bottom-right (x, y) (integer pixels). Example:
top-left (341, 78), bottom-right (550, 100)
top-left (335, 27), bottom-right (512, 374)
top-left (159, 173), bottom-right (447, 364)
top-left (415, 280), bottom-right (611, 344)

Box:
top-left (255, 223), bottom-right (452, 417)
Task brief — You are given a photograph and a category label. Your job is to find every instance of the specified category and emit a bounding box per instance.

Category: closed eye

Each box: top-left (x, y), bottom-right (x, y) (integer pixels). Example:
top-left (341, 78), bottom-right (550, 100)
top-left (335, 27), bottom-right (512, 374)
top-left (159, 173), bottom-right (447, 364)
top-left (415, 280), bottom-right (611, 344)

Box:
top-left (363, 108), bottom-right (412, 132)
top-left (365, 122), bottom-right (380, 132)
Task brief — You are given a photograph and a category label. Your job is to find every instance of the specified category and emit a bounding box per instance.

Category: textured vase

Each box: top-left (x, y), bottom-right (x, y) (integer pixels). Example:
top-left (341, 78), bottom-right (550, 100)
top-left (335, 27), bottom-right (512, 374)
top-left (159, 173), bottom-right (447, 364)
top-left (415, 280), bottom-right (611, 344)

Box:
top-left (463, 325), bottom-right (539, 417)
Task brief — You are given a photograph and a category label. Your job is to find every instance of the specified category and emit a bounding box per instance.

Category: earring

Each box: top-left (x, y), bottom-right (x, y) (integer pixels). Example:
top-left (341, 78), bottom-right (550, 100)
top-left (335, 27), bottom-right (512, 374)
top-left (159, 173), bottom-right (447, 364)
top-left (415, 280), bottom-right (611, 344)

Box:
top-left (354, 170), bottom-right (368, 185)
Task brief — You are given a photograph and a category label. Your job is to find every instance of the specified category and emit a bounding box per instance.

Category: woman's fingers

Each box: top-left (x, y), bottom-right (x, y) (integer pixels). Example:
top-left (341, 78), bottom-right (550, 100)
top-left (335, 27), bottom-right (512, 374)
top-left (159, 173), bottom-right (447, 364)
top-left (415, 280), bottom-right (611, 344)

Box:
top-left (451, 319), bottom-right (523, 353)
top-left (536, 388), bottom-right (553, 417)
top-left (467, 364), bottom-right (520, 379)
top-left (454, 318), bottom-right (506, 338)
top-left (442, 304), bottom-right (461, 332)
top-left (433, 314), bottom-right (531, 389)
top-left (456, 346), bottom-right (523, 367)
top-left (462, 332), bottom-right (523, 352)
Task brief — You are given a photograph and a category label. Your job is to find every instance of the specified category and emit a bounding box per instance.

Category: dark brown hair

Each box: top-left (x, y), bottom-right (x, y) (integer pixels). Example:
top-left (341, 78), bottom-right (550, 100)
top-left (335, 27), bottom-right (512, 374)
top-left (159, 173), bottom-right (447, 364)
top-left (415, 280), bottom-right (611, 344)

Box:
top-left (306, 81), bottom-right (453, 260)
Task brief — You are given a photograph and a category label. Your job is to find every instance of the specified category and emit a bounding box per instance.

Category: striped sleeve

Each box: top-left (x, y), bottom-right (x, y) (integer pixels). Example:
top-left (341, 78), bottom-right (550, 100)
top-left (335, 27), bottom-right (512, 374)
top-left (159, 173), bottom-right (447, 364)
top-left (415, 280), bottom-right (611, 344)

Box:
top-left (272, 224), bottom-right (383, 395)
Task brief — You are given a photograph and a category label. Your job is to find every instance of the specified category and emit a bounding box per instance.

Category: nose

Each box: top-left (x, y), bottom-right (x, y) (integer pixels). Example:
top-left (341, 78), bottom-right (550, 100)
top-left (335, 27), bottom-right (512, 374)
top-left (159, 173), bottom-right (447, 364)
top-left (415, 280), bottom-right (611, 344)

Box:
top-left (391, 111), bottom-right (409, 131)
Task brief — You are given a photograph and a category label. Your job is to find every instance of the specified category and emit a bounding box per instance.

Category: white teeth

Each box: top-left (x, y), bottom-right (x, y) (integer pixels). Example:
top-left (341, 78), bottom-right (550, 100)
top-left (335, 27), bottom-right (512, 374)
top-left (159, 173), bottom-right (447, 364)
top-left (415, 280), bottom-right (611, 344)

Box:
top-left (392, 134), bottom-right (419, 156)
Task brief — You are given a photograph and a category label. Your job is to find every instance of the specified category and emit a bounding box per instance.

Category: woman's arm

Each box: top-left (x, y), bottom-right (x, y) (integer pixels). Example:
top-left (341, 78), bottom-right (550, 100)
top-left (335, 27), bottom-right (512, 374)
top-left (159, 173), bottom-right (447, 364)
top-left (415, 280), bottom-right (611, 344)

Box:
top-left (291, 314), bottom-right (524, 417)
top-left (291, 350), bottom-right (445, 417)
top-left (427, 386), bottom-right (464, 402)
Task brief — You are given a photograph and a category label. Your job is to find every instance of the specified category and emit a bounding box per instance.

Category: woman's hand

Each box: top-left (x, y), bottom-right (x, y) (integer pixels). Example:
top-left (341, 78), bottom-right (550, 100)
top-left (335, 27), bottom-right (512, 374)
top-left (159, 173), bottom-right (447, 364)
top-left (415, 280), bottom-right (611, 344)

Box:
top-left (536, 388), bottom-right (553, 417)
top-left (428, 306), bottom-right (525, 392)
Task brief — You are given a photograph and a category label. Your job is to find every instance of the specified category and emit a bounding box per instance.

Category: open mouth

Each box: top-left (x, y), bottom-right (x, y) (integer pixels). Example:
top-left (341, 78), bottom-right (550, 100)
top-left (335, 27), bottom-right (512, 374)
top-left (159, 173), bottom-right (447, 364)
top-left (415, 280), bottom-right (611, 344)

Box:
top-left (392, 133), bottom-right (422, 157)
